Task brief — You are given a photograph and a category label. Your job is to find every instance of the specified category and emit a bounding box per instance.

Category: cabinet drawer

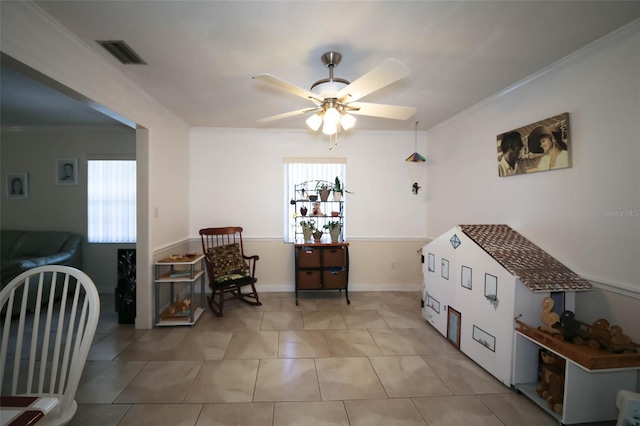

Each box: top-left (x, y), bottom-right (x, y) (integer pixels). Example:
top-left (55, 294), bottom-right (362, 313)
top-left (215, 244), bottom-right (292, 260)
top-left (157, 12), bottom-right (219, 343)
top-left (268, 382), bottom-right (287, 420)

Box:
top-left (323, 267), bottom-right (347, 289)
top-left (297, 270), bottom-right (322, 289)
top-left (322, 247), bottom-right (346, 267)
top-left (297, 247), bottom-right (321, 268)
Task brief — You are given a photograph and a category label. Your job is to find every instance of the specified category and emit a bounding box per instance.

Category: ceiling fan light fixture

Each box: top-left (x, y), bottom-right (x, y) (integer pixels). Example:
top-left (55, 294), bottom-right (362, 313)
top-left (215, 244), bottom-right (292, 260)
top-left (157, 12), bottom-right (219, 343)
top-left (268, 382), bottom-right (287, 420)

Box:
top-left (322, 107), bottom-right (341, 135)
top-left (255, 52), bottom-right (414, 147)
top-left (324, 107), bottom-right (340, 127)
top-left (340, 113), bottom-right (356, 131)
top-left (322, 123), bottom-right (338, 136)
top-left (306, 113), bottom-right (323, 131)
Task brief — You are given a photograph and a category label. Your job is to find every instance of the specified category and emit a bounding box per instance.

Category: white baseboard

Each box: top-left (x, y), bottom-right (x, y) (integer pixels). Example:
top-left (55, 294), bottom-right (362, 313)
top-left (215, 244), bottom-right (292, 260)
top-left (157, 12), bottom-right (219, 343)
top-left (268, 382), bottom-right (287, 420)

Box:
top-left (256, 283), bottom-right (422, 292)
top-left (101, 284), bottom-right (423, 295)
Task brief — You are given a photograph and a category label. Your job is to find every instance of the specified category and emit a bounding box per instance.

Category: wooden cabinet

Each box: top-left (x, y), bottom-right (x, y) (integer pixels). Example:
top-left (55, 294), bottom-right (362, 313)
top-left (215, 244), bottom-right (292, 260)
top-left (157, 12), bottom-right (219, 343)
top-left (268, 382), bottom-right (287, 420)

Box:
top-left (294, 242), bottom-right (349, 305)
top-left (154, 254), bottom-right (205, 326)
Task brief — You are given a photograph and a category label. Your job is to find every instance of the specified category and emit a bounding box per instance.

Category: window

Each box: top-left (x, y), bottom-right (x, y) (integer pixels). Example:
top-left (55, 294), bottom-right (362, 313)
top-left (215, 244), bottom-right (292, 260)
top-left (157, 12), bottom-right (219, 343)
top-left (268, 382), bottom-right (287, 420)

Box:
top-left (284, 158), bottom-right (347, 242)
top-left (87, 160), bottom-right (136, 243)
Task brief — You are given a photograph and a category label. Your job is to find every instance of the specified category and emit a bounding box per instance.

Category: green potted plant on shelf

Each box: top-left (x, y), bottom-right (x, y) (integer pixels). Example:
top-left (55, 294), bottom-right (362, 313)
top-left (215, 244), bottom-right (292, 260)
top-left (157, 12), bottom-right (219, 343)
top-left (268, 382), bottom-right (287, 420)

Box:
top-left (332, 176), bottom-right (353, 202)
top-left (300, 220), bottom-right (316, 241)
top-left (315, 180), bottom-right (333, 202)
top-left (323, 220), bottom-right (342, 242)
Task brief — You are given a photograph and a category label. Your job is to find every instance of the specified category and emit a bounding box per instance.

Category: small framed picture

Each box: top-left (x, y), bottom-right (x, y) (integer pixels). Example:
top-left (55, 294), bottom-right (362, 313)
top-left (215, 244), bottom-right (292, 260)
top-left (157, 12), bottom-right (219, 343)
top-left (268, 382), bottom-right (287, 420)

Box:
top-left (56, 159), bottom-right (78, 185)
top-left (6, 172), bottom-right (28, 199)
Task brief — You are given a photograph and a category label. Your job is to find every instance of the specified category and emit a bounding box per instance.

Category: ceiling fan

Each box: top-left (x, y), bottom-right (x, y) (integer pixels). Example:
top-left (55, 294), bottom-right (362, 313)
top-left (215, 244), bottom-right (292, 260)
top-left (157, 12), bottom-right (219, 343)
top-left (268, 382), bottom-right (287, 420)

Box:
top-left (253, 52), bottom-right (416, 137)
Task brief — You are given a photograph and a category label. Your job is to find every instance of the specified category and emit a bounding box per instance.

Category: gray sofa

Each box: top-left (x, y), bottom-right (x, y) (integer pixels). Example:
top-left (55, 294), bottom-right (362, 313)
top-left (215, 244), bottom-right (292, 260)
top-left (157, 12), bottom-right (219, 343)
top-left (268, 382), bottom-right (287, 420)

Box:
top-left (1, 230), bottom-right (82, 311)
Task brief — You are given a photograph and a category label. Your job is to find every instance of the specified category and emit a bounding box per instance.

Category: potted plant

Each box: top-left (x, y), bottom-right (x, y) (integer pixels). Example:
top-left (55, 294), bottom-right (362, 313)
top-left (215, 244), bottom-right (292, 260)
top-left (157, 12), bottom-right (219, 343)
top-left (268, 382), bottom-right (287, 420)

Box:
top-left (300, 220), bottom-right (315, 241)
top-left (332, 176), bottom-right (353, 202)
top-left (295, 182), bottom-right (310, 200)
top-left (315, 180), bottom-right (332, 202)
top-left (323, 220), bottom-right (342, 242)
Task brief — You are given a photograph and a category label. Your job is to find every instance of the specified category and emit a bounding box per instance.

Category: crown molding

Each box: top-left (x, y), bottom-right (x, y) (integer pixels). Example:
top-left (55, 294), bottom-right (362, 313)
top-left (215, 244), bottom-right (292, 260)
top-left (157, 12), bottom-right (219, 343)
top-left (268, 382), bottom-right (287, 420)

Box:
top-left (429, 18), bottom-right (640, 133)
top-left (584, 276), bottom-right (640, 300)
top-left (1, 124), bottom-right (131, 133)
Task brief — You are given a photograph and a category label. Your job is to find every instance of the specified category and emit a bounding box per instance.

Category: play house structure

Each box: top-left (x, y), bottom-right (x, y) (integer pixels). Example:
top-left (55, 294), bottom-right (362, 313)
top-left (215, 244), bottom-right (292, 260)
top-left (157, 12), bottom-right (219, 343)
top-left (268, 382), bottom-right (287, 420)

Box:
top-left (422, 225), bottom-right (640, 424)
top-left (421, 224), bottom-right (593, 386)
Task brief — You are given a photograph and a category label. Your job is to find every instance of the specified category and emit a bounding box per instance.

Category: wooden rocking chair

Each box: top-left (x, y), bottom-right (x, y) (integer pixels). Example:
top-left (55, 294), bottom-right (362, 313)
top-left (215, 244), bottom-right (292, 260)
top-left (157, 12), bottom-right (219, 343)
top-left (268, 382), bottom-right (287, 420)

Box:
top-left (199, 227), bottom-right (261, 316)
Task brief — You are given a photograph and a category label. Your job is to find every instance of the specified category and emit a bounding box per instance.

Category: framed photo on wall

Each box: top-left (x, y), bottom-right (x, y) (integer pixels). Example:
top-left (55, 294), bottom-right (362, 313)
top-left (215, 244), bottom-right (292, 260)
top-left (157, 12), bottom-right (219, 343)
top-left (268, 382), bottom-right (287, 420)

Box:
top-left (6, 172), bottom-right (28, 199)
top-left (56, 158), bottom-right (78, 185)
top-left (497, 112), bottom-right (570, 176)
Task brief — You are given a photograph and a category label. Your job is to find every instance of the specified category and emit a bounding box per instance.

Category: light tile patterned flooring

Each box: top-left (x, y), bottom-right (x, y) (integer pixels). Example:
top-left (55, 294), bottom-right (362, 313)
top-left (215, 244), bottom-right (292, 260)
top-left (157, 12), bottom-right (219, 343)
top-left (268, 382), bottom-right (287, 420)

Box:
top-left (68, 291), bottom-right (615, 426)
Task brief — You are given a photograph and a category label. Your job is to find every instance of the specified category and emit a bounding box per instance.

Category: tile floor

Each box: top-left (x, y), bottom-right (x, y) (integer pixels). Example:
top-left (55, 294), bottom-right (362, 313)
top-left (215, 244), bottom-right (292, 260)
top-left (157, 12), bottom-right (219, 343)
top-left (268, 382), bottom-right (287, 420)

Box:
top-left (67, 291), bottom-right (615, 426)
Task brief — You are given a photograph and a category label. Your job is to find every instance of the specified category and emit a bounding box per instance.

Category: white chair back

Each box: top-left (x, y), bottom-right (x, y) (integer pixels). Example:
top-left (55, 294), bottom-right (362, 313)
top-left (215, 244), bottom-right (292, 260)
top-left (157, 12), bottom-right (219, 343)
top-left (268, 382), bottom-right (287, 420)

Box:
top-left (0, 265), bottom-right (100, 425)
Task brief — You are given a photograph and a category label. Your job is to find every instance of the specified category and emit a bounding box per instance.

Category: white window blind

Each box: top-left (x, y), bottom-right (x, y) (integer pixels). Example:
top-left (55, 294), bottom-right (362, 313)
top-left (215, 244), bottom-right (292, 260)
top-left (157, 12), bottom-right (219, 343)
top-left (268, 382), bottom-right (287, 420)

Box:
top-left (284, 159), bottom-right (347, 242)
top-left (87, 160), bottom-right (136, 243)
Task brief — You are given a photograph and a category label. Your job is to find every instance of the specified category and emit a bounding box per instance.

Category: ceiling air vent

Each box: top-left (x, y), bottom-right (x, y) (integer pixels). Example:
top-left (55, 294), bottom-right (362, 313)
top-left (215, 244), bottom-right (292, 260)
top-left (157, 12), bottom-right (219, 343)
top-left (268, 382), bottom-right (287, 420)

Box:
top-left (96, 40), bottom-right (147, 65)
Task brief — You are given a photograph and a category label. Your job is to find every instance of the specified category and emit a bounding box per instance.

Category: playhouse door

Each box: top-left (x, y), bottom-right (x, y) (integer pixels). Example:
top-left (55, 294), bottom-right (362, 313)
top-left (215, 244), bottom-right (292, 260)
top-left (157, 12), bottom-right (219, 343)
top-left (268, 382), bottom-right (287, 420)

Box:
top-left (447, 307), bottom-right (461, 349)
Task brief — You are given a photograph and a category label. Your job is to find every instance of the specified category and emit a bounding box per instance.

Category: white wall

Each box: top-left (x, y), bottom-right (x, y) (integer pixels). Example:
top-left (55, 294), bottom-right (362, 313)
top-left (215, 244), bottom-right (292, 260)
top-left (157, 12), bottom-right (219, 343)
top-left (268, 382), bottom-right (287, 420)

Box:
top-left (425, 23), bottom-right (640, 340)
top-left (2, 1), bottom-right (191, 328)
top-left (189, 128), bottom-right (428, 290)
top-left (1, 126), bottom-right (135, 293)
top-left (189, 128), bottom-right (428, 238)
top-left (425, 24), bottom-right (639, 293)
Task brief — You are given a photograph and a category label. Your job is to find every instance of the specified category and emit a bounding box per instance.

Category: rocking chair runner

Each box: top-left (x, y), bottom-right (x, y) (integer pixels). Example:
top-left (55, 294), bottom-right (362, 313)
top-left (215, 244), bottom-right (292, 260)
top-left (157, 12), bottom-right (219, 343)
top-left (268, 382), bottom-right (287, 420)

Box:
top-left (199, 227), bottom-right (261, 316)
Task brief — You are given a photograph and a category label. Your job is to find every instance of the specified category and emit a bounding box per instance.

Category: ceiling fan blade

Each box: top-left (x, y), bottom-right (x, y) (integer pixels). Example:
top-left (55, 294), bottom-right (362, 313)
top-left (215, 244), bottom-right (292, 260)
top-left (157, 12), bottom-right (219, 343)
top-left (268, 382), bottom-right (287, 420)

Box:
top-left (253, 74), bottom-right (324, 103)
top-left (347, 102), bottom-right (416, 120)
top-left (257, 107), bottom-right (320, 123)
top-left (337, 58), bottom-right (411, 103)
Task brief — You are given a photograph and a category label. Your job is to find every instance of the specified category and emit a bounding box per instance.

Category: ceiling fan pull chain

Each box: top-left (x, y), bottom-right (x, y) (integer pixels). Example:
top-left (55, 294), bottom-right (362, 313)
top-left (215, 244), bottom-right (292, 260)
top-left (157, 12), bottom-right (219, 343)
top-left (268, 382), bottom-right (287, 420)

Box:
top-left (328, 132), bottom-right (338, 150)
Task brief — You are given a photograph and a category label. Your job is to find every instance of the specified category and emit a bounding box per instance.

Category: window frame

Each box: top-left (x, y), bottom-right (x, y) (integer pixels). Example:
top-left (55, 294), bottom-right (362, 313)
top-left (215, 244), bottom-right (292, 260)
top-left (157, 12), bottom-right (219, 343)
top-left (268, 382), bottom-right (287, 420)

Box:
top-left (284, 158), bottom-right (347, 243)
top-left (87, 157), bottom-right (137, 244)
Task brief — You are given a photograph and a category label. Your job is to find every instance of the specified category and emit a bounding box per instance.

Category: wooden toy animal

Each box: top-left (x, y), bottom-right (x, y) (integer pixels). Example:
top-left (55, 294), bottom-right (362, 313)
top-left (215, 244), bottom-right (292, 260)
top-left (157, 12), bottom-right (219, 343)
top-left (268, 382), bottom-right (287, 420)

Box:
top-left (540, 297), bottom-right (560, 334)
top-left (560, 310), bottom-right (580, 340)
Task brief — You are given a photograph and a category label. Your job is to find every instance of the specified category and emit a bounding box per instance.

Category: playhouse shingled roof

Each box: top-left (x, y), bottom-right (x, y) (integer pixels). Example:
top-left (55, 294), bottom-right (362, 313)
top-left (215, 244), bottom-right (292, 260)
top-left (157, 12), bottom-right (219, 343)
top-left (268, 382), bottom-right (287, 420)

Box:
top-left (458, 224), bottom-right (593, 292)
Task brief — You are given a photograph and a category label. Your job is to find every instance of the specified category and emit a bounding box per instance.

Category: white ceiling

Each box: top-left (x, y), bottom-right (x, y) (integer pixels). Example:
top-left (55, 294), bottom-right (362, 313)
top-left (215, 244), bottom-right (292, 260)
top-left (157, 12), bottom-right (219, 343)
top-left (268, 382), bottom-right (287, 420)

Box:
top-left (3, 1), bottom-right (640, 131)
